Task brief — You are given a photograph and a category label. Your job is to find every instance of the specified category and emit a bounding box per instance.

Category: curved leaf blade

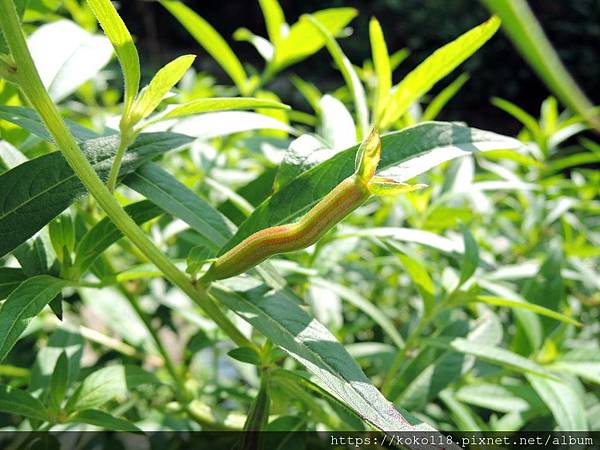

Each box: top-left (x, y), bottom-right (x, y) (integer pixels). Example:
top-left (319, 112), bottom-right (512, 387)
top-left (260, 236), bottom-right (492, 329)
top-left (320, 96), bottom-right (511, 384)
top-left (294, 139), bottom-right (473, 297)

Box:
top-left (124, 162), bottom-right (234, 251)
top-left (87, 0), bottom-right (140, 116)
top-left (160, 0), bottom-right (248, 94)
top-left (210, 284), bottom-right (437, 433)
top-left (380, 16), bottom-right (500, 128)
top-left (0, 275), bottom-right (67, 362)
top-left (0, 132), bottom-right (193, 258)
top-left (0, 385), bottom-right (50, 421)
top-left (68, 409), bottom-right (141, 432)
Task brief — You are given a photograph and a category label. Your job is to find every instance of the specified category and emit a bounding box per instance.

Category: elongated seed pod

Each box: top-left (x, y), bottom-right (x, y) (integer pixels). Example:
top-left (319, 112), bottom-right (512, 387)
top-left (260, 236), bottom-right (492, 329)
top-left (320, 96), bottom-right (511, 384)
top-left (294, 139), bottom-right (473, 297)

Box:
top-left (202, 130), bottom-right (423, 282)
top-left (203, 176), bottom-right (370, 281)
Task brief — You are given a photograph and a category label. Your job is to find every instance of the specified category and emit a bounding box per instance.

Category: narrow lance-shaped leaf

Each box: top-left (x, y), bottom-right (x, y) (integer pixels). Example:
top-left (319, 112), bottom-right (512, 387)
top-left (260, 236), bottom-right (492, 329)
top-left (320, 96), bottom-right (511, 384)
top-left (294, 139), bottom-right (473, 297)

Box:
top-left (68, 409), bottom-right (141, 432)
top-left (0, 275), bottom-right (67, 362)
top-left (0, 385), bottom-right (51, 421)
top-left (422, 73), bottom-right (470, 121)
top-left (526, 374), bottom-right (588, 431)
top-left (380, 16), bottom-right (500, 129)
top-left (124, 162), bottom-right (235, 251)
top-left (160, 0), bottom-right (248, 94)
top-left (145, 97), bottom-right (290, 127)
top-left (86, 0), bottom-right (140, 117)
top-left (472, 296), bottom-right (581, 326)
top-left (0, 130), bottom-right (193, 258)
top-left (210, 284), bottom-right (440, 435)
top-left (274, 8), bottom-right (358, 70)
top-left (129, 54), bottom-right (196, 125)
top-left (305, 14), bottom-right (368, 138)
top-left (0, 268), bottom-right (26, 300)
top-left (74, 200), bottom-right (164, 275)
top-left (369, 17), bottom-right (391, 126)
top-left (459, 225), bottom-right (479, 285)
top-left (258, 0), bottom-right (286, 48)
top-left (482, 0), bottom-right (600, 131)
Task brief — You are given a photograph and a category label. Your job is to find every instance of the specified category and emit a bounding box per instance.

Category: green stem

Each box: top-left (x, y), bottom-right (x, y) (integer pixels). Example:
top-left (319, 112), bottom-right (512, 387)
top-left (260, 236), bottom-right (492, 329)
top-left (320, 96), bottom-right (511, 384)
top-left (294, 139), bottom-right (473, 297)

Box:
top-left (380, 299), bottom-right (448, 397)
top-left (105, 129), bottom-right (135, 192)
top-left (0, 0), bottom-right (252, 350)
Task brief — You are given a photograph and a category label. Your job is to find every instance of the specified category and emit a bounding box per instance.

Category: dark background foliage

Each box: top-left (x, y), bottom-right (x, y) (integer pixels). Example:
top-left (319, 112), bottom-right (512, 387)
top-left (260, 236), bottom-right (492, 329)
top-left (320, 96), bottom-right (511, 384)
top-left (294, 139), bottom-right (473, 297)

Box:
top-left (123, 0), bottom-right (600, 133)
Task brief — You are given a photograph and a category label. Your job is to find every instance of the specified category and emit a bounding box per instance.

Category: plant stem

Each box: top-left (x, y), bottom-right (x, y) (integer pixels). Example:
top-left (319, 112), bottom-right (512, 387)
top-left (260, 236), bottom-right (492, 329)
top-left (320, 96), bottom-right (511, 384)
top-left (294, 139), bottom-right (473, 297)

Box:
top-left (106, 129), bottom-right (134, 192)
top-left (0, 0), bottom-right (252, 350)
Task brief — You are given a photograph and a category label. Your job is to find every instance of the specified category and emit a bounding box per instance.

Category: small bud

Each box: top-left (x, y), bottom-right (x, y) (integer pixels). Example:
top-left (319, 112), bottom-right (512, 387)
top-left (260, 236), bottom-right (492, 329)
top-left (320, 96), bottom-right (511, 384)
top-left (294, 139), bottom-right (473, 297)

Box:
top-left (355, 128), bottom-right (381, 182)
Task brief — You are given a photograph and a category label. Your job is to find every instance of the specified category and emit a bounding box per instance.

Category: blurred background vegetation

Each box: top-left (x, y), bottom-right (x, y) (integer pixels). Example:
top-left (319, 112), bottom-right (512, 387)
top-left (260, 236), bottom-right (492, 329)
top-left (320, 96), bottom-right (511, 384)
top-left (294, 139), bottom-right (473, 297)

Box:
top-left (119, 0), bottom-right (600, 135)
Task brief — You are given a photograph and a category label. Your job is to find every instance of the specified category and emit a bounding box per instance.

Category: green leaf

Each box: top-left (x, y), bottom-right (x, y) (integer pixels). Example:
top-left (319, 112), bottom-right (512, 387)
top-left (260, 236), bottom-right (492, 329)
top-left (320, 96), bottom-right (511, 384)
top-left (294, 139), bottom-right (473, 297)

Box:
top-left (160, 0), bottom-right (248, 94)
top-left (66, 364), bottom-right (157, 412)
top-left (147, 97), bottom-right (290, 126)
top-left (425, 337), bottom-right (556, 379)
top-left (259, 0), bottom-right (285, 48)
top-left (312, 278), bottom-right (404, 348)
top-left (526, 374), bottom-right (588, 431)
top-left (472, 295), bottom-right (581, 326)
top-left (68, 409), bottom-right (141, 432)
top-left (482, 0), bottom-right (600, 131)
top-left (459, 226), bottom-right (479, 285)
top-left (49, 351), bottom-right (69, 410)
top-left (124, 163), bottom-right (234, 252)
top-left (170, 111), bottom-right (294, 140)
top-left (305, 14), bottom-right (368, 137)
top-left (274, 8), bottom-right (357, 69)
top-left (48, 212), bottom-right (75, 263)
top-left (129, 54), bottom-right (196, 125)
top-left (380, 16), bottom-right (500, 129)
top-left (29, 327), bottom-right (84, 395)
top-left (0, 385), bottom-right (50, 421)
top-left (0, 105), bottom-right (103, 142)
top-left (0, 268), bottom-right (26, 300)
top-left (87, 0), bottom-right (140, 116)
top-left (491, 97), bottom-right (542, 137)
top-left (369, 17), bottom-right (391, 125)
top-left (388, 246), bottom-right (435, 315)
top-left (455, 383), bottom-right (544, 413)
top-left (422, 73), bottom-right (470, 121)
top-left (0, 275), bottom-right (66, 362)
top-left (28, 19), bottom-right (113, 102)
top-left (221, 122), bottom-right (520, 254)
top-left (0, 131), bottom-right (193, 258)
top-left (74, 200), bottom-right (163, 275)
top-left (273, 134), bottom-right (331, 191)
top-left (186, 245), bottom-right (214, 277)
top-left (228, 346), bottom-right (262, 366)
top-left (549, 350), bottom-right (600, 386)
top-left (210, 284), bottom-right (438, 433)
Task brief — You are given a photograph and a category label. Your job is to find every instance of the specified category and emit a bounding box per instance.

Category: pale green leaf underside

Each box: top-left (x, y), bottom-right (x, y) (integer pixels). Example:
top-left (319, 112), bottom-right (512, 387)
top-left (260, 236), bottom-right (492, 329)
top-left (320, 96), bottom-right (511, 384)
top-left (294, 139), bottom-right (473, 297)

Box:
top-left (211, 284), bottom-right (438, 434)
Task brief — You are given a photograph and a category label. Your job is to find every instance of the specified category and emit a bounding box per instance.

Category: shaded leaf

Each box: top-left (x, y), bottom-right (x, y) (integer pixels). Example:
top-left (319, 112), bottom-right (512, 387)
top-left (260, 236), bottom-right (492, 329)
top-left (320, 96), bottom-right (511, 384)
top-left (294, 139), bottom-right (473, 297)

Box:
top-left (68, 409), bottom-right (141, 432)
top-left (0, 385), bottom-right (50, 421)
top-left (0, 131), bottom-right (193, 258)
top-left (0, 275), bottom-right (66, 362)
